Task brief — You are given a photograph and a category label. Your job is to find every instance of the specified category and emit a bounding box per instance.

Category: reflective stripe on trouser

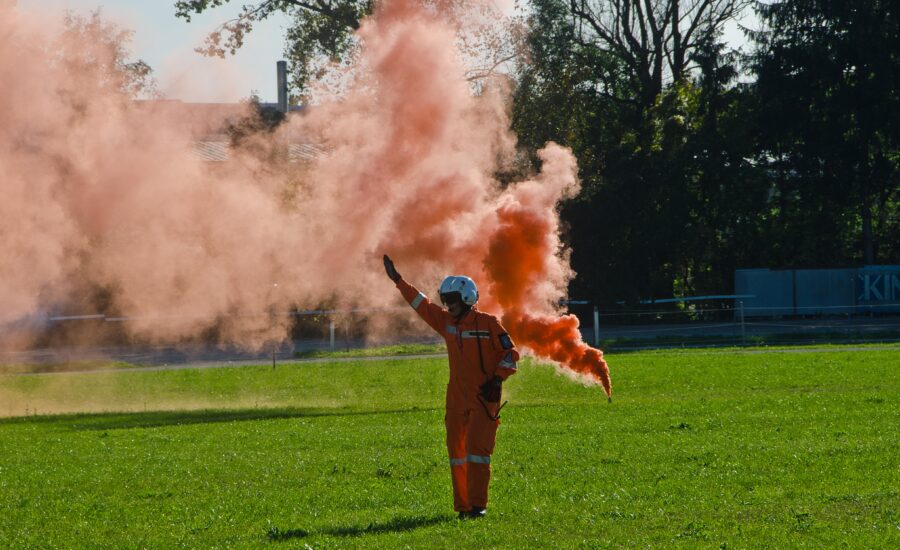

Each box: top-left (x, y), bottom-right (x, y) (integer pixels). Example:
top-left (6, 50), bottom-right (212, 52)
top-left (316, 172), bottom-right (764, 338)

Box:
top-left (445, 404), bottom-right (500, 511)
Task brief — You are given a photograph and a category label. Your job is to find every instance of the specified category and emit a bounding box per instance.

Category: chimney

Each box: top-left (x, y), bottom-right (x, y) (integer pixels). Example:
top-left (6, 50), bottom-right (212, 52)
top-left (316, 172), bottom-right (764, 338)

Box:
top-left (277, 60), bottom-right (288, 114)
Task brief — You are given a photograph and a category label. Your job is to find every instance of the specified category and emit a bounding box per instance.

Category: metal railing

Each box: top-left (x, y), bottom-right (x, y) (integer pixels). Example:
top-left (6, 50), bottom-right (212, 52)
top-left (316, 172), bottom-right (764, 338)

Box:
top-left (6, 299), bottom-right (900, 357)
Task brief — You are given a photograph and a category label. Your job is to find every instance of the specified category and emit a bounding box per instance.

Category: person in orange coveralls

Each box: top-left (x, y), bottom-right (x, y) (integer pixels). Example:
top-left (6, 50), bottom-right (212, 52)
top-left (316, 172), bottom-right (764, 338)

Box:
top-left (383, 255), bottom-right (519, 519)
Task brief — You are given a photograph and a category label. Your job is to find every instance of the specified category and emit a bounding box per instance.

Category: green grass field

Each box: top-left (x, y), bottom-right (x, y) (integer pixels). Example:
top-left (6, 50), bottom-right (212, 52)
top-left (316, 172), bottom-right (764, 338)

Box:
top-left (1, 346), bottom-right (898, 548)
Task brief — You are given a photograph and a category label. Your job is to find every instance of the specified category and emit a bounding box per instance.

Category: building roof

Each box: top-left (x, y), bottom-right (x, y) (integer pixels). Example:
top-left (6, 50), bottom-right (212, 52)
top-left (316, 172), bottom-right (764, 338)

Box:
top-left (192, 140), bottom-right (230, 162)
top-left (191, 140), bottom-right (324, 163)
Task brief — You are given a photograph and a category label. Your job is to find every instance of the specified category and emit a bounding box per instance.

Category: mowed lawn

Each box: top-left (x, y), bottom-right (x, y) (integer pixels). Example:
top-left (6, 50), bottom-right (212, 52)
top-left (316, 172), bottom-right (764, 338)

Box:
top-left (0, 346), bottom-right (897, 548)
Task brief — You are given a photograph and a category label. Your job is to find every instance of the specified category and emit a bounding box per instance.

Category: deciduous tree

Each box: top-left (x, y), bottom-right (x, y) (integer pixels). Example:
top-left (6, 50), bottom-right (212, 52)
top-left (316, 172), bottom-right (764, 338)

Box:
top-left (174, 0), bottom-right (526, 96)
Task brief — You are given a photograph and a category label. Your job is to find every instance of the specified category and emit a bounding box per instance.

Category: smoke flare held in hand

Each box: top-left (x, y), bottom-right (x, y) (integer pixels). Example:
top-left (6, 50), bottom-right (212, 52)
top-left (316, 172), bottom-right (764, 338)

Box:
top-left (482, 146), bottom-right (612, 396)
top-left (2, 0), bottom-right (610, 393)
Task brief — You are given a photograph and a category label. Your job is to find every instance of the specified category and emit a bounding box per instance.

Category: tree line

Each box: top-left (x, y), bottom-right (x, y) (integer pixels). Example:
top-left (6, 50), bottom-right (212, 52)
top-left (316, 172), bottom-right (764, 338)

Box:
top-left (175, 0), bottom-right (899, 304)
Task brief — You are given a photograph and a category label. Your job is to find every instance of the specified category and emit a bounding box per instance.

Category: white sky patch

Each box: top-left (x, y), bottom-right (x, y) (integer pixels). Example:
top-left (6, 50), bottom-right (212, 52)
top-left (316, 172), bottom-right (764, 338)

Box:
top-left (19, 0), bottom-right (291, 103)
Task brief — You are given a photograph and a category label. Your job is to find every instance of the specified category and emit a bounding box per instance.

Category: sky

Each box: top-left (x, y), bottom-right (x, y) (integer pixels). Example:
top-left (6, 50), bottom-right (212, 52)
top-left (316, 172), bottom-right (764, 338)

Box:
top-left (20, 1), bottom-right (756, 104)
top-left (20, 0), bottom-right (291, 103)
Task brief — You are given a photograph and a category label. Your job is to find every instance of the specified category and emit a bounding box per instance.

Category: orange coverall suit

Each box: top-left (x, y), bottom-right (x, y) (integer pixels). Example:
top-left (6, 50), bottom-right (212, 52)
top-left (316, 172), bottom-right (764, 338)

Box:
top-left (395, 277), bottom-right (519, 512)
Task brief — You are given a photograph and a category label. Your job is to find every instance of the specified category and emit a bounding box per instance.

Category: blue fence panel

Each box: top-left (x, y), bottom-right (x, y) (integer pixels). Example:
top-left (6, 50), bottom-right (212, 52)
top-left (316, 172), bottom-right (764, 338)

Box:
top-left (736, 266), bottom-right (900, 317)
top-left (735, 269), bottom-right (795, 316)
top-left (795, 269), bottom-right (856, 315)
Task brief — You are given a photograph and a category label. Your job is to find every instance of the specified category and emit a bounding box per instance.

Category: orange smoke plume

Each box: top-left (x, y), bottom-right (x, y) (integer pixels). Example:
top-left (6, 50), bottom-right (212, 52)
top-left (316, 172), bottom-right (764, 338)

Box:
top-left (482, 146), bottom-right (612, 397)
top-left (332, 1), bottom-right (612, 394)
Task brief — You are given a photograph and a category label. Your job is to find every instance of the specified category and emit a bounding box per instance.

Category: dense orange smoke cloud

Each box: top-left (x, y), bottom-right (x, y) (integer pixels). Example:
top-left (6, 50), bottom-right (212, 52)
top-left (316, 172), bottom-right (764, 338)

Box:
top-left (2, 0), bottom-right (609, 393)
top-left (0, 6), bottom-right (306, 347)
top-left (287, 0), bottom-right (611, 393)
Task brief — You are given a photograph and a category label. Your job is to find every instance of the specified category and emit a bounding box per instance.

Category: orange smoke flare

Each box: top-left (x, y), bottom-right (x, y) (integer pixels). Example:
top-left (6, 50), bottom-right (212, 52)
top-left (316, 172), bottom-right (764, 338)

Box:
top-left (502, 312), bottom-right (612, 399)
top-left (482, 150), bottom-right (611, 398)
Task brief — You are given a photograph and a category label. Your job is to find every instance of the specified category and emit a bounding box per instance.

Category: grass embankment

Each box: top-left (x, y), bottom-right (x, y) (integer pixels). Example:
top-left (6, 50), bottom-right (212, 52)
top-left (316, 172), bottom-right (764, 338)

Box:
top-left (0, 360), bottom-right (137, 376)
top-left (0, 347), bottom-right (897, 547)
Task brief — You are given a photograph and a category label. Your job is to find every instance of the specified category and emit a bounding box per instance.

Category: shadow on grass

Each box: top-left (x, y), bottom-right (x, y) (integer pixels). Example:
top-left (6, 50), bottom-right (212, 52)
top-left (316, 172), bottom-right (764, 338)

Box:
top-left (266, 526), bottom-right (311, 542)
top-left (324, 514), bottom-right (450, 537)
top-left (267, 514), bottom-right (451, 542)
top-left (0, 405), bottom-right (438, 431)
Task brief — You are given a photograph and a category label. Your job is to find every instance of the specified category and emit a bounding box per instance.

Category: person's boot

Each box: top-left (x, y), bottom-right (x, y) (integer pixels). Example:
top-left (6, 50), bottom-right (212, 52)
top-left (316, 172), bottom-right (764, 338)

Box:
top-left (457, 511), bottom-right (469, 520)
top-left (468, 507), bottom-right (486, 519)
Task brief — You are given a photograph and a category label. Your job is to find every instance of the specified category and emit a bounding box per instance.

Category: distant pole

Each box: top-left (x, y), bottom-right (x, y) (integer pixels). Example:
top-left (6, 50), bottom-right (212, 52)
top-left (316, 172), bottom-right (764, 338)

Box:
top-left (345, 321), bottom-right (350, 351)
top-left (593, 306), bottom-right (600, 346)
top-left (739, 300), bottom-right (746, 346)
top-left (329, 319), bottom-right (336, 349)
top-left (276, 60), bottom-right (288, 113)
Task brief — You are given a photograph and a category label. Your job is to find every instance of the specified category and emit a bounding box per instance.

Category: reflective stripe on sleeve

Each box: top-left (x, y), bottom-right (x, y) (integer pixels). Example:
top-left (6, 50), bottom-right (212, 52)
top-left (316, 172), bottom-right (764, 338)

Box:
top-left (449, 457), bottom-right (466, 466)
top-left (466, 454), bottom-right (491, 465)
top-left (410, 292), bottom-right (426, 310)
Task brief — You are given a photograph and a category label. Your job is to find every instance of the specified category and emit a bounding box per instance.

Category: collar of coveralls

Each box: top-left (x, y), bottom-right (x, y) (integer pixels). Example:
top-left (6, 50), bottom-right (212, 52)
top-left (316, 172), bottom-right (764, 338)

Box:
top-left (452, 306), bottom-right (476, 324)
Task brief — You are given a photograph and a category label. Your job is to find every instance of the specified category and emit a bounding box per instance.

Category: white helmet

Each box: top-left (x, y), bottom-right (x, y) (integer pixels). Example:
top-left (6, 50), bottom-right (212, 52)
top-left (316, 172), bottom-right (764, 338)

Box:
top-left (438, 275), bottom-right (479, 306)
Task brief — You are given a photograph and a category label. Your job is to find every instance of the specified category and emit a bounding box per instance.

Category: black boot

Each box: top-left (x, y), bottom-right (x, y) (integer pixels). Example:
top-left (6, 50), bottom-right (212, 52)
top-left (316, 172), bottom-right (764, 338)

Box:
top-left (468, 507), bottom-right (486, 519)
top-left (458, 511), bottom-right (469, 520)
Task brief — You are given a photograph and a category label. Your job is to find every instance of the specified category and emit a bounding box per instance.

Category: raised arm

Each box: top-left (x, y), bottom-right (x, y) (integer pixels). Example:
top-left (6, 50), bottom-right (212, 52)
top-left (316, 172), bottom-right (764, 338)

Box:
top-left (383, 255), bottom-right (446, 333)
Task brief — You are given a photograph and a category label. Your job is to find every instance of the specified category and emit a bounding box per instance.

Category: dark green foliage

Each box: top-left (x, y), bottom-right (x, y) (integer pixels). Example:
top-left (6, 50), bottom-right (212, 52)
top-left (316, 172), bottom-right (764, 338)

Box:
top-left (749, 0), bottom-right (900, 266)
top-left (514, 0), bottom-right (898, 303)
top-left (513, 0), bottom-right (763, 302)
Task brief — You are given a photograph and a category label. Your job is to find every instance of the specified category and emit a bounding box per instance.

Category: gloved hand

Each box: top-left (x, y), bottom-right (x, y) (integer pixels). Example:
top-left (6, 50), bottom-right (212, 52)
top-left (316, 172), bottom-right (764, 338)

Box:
top-left (383, 254), bottom-right (401, 282)
top-left (479, 376), bottom-right (502, 403)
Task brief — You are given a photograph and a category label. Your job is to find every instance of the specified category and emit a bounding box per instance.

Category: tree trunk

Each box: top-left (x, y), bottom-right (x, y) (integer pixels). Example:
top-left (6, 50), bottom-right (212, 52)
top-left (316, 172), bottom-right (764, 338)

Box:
top-left (862, 199), bottom-right (875, 265)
